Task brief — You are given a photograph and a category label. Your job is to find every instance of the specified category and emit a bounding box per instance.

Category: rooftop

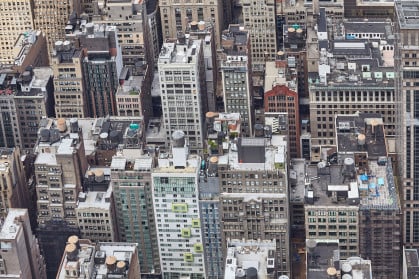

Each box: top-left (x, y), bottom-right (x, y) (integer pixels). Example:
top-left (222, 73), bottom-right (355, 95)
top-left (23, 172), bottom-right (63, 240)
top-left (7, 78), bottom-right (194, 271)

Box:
top-left (36, 116), bottom-right (144, 156)
top-left (225, 239), bottom-right (276, 279)
top-left (116, 75), bottom-right (144, 96)
top-left (335, 113), bottom-right (387, 158)
top-left (404, 248), bottom-right (419, 278)
top-left (306, 239), bottom-right (340, 279)
top-left (154, 153), bottom-right (200, 173)
top-left (0, 209), bottom-right (28, 240)
top-left (304, 113), bottom-right (399, 210)
top-left (77, 187), bottom-right (112, 211)
top-left (13, 30), bottom-right (43, 67)
top-left (340, 257), bottom-right (373, 279)
top-left (217, 136), bottom-right (286, 172)
top-left (158, 39), bottom-right (201, 65)
top-left (309, 18), bottom-right (395, 87)
top-left (396, 1), bottom-right (419, 29)
top-left (110, 154), bottom-right (153, 171)
top-left (57, 239), bottom-right (138, 279)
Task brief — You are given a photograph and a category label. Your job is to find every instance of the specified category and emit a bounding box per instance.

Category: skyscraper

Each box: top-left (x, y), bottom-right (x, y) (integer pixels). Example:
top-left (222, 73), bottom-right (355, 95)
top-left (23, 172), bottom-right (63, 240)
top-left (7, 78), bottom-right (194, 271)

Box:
top-left (0, 148), bottom-right (30, 217)
top-left (395, 0), bottom-right (419, 248)
top-left (217, 136), bottom-right (290, 278)
top-left (159, 0), bottom-right (225, 45)
top-left (51, 41), bottom-right (87, 118)
top-left (219, 25), bottom-right (254, 136)
top-left (0, 0), bottom-right (34, 65)
top-left (158, 38), bottom-right (207, 151)
top-left (152, 131), bottom-right (206, 278)
top-left (0, 209), bottom-right (46, 279)
top-left (111, 152), bottom-right (161, 276)
top-left (241, 0), bottom-right (276, 72)
top-left (33, 0), bottom-right (81, 54)
top-left (34, 118), bottom-right (88, 277)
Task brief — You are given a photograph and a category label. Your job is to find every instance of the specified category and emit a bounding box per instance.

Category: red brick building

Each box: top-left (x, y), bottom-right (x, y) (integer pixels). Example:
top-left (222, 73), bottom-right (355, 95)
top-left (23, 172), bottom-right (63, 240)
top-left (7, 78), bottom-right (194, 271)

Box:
top-left (264, 84), bottom-right (300, 158)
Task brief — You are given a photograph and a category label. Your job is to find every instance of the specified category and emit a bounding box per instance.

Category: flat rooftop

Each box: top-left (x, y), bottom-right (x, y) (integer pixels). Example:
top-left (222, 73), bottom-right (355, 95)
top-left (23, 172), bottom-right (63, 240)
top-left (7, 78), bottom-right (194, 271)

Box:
top-left (336, 113), bottom-right (387, 158)
top-left (57, 241), bottom-right (138, 279)
top-left (225, 239), bottom-right (276, 279)
top-left (110, 154), bottom-right (153, 171)
top-left (306, 240), bottom-right (340, 279)
top-left (396, 1), bottom-right (419, 29)
top-left (405, 248), bottom-right (419, 278)
top-left (158, 40), bottom-right (201, 65)
top-left (116, 75), bottom-right (144, 96)
top-left (77, 187), bottom-right (112, 211)
top-left (340, 257), bottom-right (373, 279)
top-left (0, 209), bottom-right (28, 240)
top-left (217, 136), bottom-right (286, 172)
top-left (153, 154), bottom-right (200, 173)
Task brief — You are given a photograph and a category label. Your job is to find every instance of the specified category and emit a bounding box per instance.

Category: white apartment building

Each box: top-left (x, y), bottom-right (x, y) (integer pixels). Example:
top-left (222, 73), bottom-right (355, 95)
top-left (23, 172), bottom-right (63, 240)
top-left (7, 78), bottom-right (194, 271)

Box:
top-left (152, 131), bottom-right (206, 279)
top-left (158, 39), bottom-right (206, 151)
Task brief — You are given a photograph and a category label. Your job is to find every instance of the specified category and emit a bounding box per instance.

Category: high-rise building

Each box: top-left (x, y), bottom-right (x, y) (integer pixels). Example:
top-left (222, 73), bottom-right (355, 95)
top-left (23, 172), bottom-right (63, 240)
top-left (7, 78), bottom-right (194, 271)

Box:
top-left (264, 60), bottom-right (300, 158)
top-left (116, 69), bottom-right (153, 126)
top-left (34, 118), bottom-right (88, 277)
top-left (92, 0), bottom-right (154, 76)
top-left (219, 25), bottom-right (253, 136)
top-left (15, 67), bottom-right (55, 151)
top-left (152, 131), bottom-right (206, 278)
top-left (0, 0), bottom-right (34, 65)
top-left (158, 39), bottom-right (207, 151)
top-left (76, 175), bottom-right (118, 243)
top-left (403, 247), bottom-right (419, 278)
top-left (395, 0), bottom-right (419, 249)
top-left (0, 148), bottom-right (30, 217)
top-left (32, 0), bottom-right (81, 54)
top-left (159, 0), bottom-right (225, 45)
top-left (186, 21), bottom-right (218, 113)
top-left (111, 152), bottom-right (161, 276)
top-left (0, 68), bottom-right (55, 151)
top-left (344, 0), bottom-right (394, 18)
top-left (56, 237), bottom-right (141, 279)
top-left (34, 118), bottom-right (88, 226)
top-left (217, 135), bottom-right (290, 278)
top-left (224, 239), bottom-right (277, 279)
top-left (242, 0), bottom-right (276, 72)
top-left (145, 0), bottom-right (163, 65)
top-left (307, 16), bottom-right (395, 152)
top-left (12, 31), bottom-right (49, 74)
top-left (0, 209), bottom-right (46, 279)
top-left (303, 113), bottom-right (401, 278)
top-left (79, 25), bottom-right (123, 117)
top-left (198, 154), bottom-right (222, 278)
top-left (51, 41), bottom-right (87, 118)
top-left (62, 23), bottom-right (123, 117)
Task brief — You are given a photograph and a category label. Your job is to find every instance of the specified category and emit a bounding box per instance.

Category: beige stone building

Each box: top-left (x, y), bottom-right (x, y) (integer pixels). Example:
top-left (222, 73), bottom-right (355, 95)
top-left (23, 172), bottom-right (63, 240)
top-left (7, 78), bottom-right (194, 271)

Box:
top-left (242, 0), bottom-right (276, 72)
top-left (76, 182), bottom-right (118, 242)
top-left (34, 118), bottom-right (88, 227)
top-left (216, 136), bottom-right (290, 278)
top-left (32, 0), bottom-right (81, 54)
top-left (12, 31), bottom-right (49, 74)
top-left (0, 148), bottom-right (29, 217)
top-left (159, 0), bottom-right (224, 45)
top-left (0, 0), bottom-right (34, 65)
top-left (0, 209), bottom-right (46, 279)
top-left (51, 42), bottom-right (87, 118)
top-left (92, 0), bottom-right (153, 76)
